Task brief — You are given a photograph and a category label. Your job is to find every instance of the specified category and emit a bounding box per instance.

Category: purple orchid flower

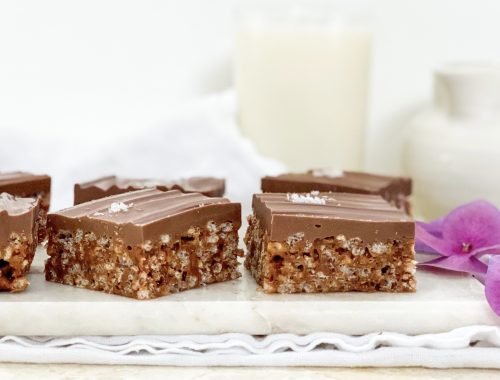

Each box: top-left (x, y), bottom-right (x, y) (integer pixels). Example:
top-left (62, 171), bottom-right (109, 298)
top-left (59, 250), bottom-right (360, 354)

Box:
top-left (416, 200), bottom-right (500, 316)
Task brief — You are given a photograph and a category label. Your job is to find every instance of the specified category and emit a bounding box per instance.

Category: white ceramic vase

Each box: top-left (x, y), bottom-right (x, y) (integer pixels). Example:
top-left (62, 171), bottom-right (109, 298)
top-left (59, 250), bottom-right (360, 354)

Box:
top-left (403, 63), bottom-right (500, 220)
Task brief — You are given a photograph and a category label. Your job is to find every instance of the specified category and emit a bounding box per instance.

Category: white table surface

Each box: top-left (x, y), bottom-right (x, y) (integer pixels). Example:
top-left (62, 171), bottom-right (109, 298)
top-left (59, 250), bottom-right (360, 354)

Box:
top-left (0, 364), bottom-right (498, 380)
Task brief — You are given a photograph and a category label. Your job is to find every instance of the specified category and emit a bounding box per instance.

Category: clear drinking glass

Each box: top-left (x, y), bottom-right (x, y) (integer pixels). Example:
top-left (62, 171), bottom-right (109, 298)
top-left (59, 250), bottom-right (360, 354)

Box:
top-left (234, 2), bottom-right (372, 171)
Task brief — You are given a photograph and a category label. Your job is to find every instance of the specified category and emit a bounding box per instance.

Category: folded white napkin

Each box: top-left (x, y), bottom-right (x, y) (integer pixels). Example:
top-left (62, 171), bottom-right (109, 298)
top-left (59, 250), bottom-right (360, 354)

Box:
top-left (1, 326), bottom-right (499, 368)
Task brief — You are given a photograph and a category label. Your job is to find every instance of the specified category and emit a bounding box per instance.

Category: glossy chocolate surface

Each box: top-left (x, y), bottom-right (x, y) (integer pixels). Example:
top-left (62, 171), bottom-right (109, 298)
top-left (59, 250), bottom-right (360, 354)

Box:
top-left (0, 193), bottom-right (39, 246)
top-left (0, 172), bottom-right (51, 199)
top-left (252, 192), bottom-right (414, 243)
top-left (74, 175), bottom-right (225, 205)
top-left (52, 189), bottom-right (241, 246)
top-left (261, 170), bottom-right (412, 198)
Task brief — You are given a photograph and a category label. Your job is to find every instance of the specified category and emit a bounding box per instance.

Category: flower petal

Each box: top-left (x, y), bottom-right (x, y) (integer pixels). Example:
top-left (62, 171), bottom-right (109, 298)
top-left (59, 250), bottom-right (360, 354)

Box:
top-left (418, 255), bottom-right (488, 276)
top-left (415, 220), bottom-right (444, 253)
top-left (442, 200), bottom-right (500, 254)
top-left (472, 244), bottom-right (500, 256)
top-left (415, 239), bottom-right (434, 254)
top-left (415, 224), bottom-right (454, 256)
top-left (485, 256), bottom-right (500, 316)
top-left (419, 218), bottom-right (445, 238)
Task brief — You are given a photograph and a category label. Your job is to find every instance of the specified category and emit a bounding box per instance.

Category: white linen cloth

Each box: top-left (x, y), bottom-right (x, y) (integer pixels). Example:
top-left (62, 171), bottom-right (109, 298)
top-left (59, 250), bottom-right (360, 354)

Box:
top-left (1, 326), bottom-right (499, 368)
top-left (0, 91), bottom-right (285, 212)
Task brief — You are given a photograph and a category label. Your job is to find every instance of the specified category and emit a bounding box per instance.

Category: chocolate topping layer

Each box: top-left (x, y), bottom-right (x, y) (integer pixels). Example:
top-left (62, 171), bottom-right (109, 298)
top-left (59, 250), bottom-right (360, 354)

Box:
top-left (0, 172), bottom-right (51, 198)
top-left (0, 193), bottom-right (39, 246)
top-left (74, 175), bottom-right (225, 205)
top-left (52, 189), bottom-right (241, 246)
top-left (252, 192), bottom-right (414, 243)
top-left (261, 170), bottom-right (412, 197)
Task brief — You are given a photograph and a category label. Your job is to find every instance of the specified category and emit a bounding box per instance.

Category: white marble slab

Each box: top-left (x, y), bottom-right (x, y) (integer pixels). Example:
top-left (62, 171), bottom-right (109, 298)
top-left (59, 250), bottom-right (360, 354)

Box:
top-left (1, 250), bottom-right (499, 336)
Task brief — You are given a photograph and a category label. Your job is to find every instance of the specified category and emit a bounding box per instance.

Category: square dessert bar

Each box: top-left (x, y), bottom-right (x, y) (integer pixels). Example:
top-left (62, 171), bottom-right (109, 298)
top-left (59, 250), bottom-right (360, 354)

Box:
top-left (0, 193), bottom-right (40, 292)
top-left (261, 169), bottom-right (412, 213)
top-left (245, 192), bottom-right (416, 294)
top-left (45, 189), bottom-right (242, 299)
top-left (74, 175), bottom-right (225, 205)
top-left (0, 172), bottom-right (51, 242)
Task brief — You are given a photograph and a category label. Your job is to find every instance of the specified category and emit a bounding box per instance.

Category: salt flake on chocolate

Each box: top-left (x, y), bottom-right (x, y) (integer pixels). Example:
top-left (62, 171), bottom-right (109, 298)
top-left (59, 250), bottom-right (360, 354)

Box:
top-left (311, 168), bottom-right (344, 178)
top-left (108, 202), bottom-right (130, 214)
top-left (93, 211), bottom-right (105, 216)
top-left (287, 192), bottom-right (326, 205)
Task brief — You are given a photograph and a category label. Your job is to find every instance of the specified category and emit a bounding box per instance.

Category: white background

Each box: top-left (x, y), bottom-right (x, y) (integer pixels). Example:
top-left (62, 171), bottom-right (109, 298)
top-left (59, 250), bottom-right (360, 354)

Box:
top-left (1, 0), bottom-right (500, 174)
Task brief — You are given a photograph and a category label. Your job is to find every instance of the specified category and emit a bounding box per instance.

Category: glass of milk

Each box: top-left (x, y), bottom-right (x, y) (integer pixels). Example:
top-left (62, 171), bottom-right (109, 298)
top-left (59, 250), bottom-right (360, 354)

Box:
top-left (234, 3), bottom-right (372, 171)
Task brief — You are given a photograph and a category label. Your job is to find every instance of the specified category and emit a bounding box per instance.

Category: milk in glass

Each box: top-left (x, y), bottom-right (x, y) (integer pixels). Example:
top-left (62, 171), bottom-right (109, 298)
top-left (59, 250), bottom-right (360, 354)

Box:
top-left (235, 6), bottom-right (371, 170)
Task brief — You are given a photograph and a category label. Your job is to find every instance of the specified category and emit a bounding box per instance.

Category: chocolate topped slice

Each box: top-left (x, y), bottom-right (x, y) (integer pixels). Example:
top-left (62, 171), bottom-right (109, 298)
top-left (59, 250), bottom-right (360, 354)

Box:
top-left (0, 193), bottom-right (39, 246)
top-left (74, 175), bottom-right (225, 205)
top-left (245, 191), bottom-right (416, 294)
top-left (0, 172), bottom-right (51, 198)
top-left (0, 193), bottom-right (40, 292)
top-left (253, 192), bottom-right (413, 244)
top-left (261, 169), bottom-right (412, 212)
top-left (46, 189), bottom-right (243, 299)
top-left (55, 189), bottom-right (240, 246)
top-left (0, 172), bottom-right (51, 242)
